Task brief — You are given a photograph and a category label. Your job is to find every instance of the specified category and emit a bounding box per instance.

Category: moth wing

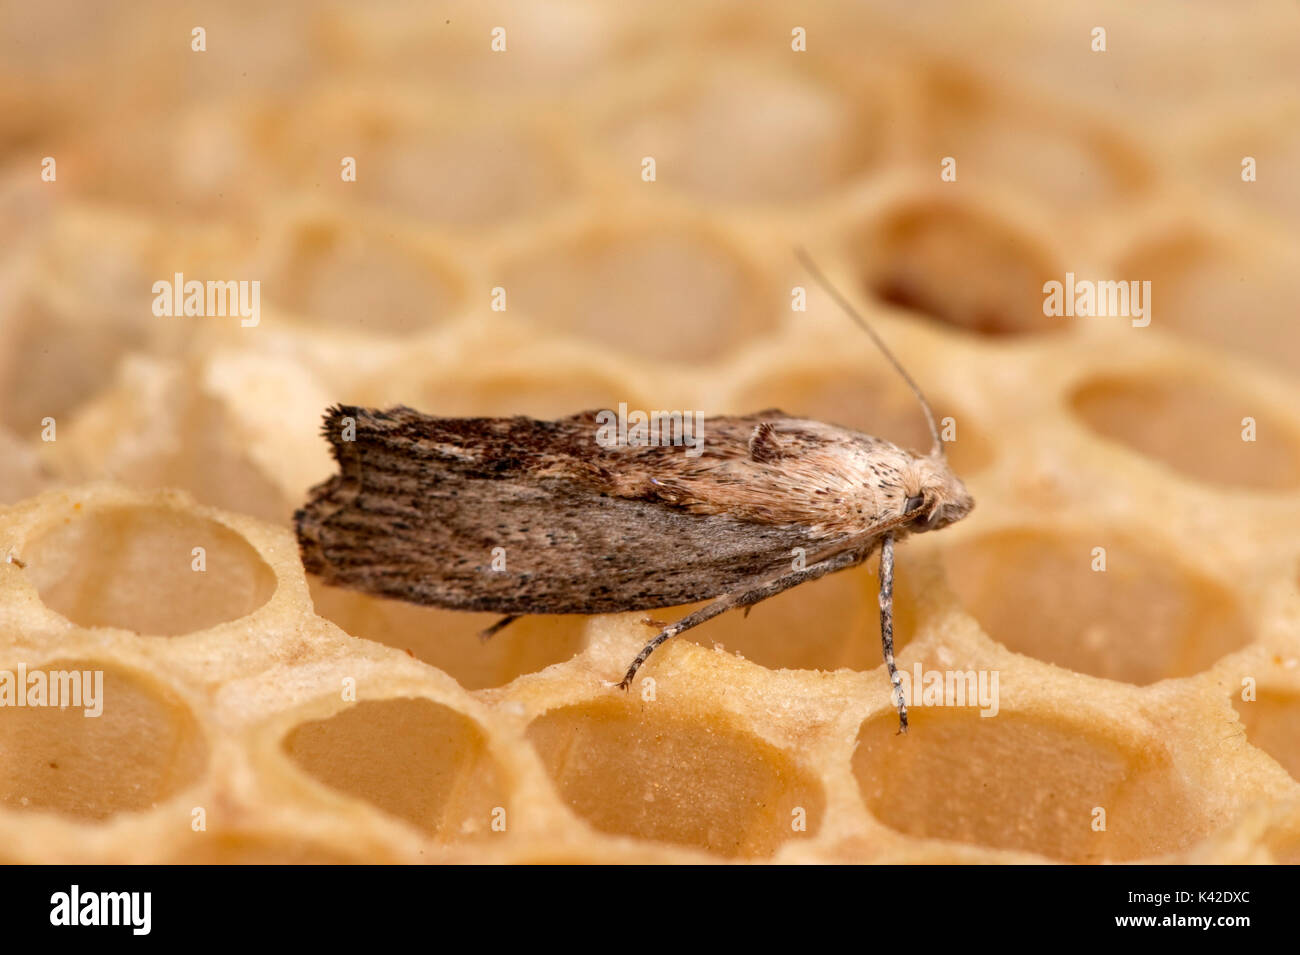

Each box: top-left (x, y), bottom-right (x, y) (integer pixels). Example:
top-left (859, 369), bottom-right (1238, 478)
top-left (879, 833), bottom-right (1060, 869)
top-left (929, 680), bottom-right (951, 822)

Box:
top-left (295, 406), bottom-right (857, 612)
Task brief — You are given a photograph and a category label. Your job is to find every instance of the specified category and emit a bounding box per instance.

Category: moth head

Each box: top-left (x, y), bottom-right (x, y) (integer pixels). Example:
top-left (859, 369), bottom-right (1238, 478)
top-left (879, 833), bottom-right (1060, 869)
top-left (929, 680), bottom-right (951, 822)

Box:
top-left (795, 250), bottom-right (974, 536)
top-left (902, 452), bottom-right (973, 532)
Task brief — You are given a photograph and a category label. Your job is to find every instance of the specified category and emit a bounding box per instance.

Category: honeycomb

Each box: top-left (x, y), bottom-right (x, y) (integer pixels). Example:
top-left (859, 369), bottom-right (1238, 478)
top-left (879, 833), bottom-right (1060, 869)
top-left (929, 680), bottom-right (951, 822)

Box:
top-left (1, 0), bottom-right (1298, 864)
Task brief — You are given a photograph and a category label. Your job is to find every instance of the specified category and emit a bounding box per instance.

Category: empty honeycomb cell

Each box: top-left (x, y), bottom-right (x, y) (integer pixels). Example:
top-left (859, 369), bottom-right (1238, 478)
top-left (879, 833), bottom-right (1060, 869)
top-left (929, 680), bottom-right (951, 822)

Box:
top-left (23, 503), bottom-right (276, 635)
top-left (0, 297), bottom-right (148, 436)
top-left (941, 528), bottom-right (1250, 685)
top-left (167, 833), bottom-right (369, 865)
top-left (1184, 106), bottom-right (1300, 222)
top-left (499, 228), bottom-right (775, 362)
top-left (1233, 689), bottom-right (1300, 782)
top-left (284, 698), bottom-right (508, 840)
top-left (852, 201), bottom-right (1062, 335)
top-left (263, 220), bottom-right (463, 334)
top-left (1070, 374), bottom-right (1300, 490)
top-left (853, 708), bottom-right (1214, 862)
top-left (73, 109), bottom-right (275, 218)
top-left (599, 58), bottom-right (881, 203)
top-left (727, 366), bottom-right (993, 475)
top-left (61, 381), bottom-right (296, 525)
top-left (943, 119), bottom-right (1147, 208)
top-left (909, 68), bottom-right (1149, 207)
top-left (307, 580), bottom-right (589, 691)
top-left (526, 699), bottom-right (825, 858)
top-left (349, 124), bottom-right (573, 227)
top-left (661, 557), bottom-right (919, 675)
top-left (323, 0), bottom-right (621, 94)
top-left (123, 5), bottom-right (323, 100)
top-left (0, 659), bottom-right (208, 820)
top-left (37, 215), bottom-right (159, 322)
top-left (1117, 237), bottom-right (1300, 378)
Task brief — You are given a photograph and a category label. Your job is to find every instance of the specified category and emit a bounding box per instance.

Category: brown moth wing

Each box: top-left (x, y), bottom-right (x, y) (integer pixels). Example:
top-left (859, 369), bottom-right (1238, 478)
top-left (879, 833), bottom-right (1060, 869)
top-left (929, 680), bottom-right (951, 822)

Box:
top-left (294, 405), bottom-right (866, 613)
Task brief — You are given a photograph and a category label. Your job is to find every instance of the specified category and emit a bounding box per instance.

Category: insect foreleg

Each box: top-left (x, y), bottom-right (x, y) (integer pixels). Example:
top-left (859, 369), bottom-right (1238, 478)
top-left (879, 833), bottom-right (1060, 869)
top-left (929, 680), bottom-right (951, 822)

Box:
top-left (878, 532), bottom-right (907, 734)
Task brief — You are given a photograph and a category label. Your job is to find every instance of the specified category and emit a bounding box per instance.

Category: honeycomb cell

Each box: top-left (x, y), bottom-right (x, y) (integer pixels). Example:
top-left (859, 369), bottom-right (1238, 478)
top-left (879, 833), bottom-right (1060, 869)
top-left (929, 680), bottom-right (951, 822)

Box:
top-left (660, 557), bottom-right (919, 676)
top-left (73, 117), bottom-right (246, 217)
top-left (853, 708), bottom-right (1213, 862)
top-left (1117, 237), bottom-right (1300, 378)
top-left (909, 68), bottom-right (1148, 207)
top-left (941, 528), bottom-right (1250, 685)
top-left (307, 580), bottom-right (588, 691)
top-left (526, 699), bottom-right (824, 858)
top-left (23, 504), bottom-right (276, 635)
top-left (90, 391), bottom-right (293, 526)
top-left (500, 228), bottom-right (775, 362)
top-left (168, 833), bottom-right (367, 865)
top-left (1185, 108), bottom-right (1300, 223)
top-left (0, 660), bottom-right (208, 820)
top-left (284, 698), bottom-right (507, 839)
top-left (323, 1), bottom-right (621, 95)
top-left (263, 220), bottom-right (463, 334)
top-left (351, 125), bottom-right (572, 227)
top-left (0, 297), bottom-right (148, 436)
top-left (853, 201), bottom-right (1062, 335)
top-left (1232, 689), bottom-right (1300, 782)
top-left (1071, 374), bottom-right (1300, 490)
top-left (727, 366), bottom-right (993, 475)
top-left (949, 119), bottom-right (1145, 207)
top-left (600, 59), bottom-right (880, 203)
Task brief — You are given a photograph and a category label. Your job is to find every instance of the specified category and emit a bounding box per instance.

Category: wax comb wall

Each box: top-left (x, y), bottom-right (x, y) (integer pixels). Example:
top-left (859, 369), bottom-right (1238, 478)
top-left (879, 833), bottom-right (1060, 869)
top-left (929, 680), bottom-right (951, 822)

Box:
top-left (1, 0), bottom-right (1299, 863)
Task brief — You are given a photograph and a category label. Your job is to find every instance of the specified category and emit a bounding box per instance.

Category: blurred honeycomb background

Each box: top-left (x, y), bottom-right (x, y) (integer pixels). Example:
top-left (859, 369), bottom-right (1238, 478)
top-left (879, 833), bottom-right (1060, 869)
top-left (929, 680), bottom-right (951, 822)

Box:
top-left (1, 0), bottom-right (1298, 863)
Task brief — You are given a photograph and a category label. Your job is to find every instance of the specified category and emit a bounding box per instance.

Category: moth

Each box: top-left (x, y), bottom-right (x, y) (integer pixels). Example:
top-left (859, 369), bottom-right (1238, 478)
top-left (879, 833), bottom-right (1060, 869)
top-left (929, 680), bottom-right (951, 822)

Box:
top-left (295, 252), bottom-right (973, 732)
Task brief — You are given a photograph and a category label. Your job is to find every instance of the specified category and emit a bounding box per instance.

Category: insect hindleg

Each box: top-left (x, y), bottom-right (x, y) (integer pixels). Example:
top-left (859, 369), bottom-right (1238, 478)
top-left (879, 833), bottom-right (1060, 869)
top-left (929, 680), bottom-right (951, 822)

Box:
top-left (616, 548), bottom-right (864, 689)
top-left (878, 532), bottom-right (908, 734)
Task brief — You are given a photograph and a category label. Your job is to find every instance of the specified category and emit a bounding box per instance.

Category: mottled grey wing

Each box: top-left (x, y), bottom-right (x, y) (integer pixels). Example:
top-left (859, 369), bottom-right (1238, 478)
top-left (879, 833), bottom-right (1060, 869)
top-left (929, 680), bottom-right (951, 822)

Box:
top-left (295, 405), bottom-right (845, 612)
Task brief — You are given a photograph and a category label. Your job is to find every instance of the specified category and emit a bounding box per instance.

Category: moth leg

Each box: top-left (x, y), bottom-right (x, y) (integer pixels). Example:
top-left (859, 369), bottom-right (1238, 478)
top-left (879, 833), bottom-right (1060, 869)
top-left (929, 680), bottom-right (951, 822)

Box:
top-left (878, 533), bottom-right (908, 735)
top-left (478, 615), bottom-right (520, 642)
top-left (616, 549), bottom-right (863, 690)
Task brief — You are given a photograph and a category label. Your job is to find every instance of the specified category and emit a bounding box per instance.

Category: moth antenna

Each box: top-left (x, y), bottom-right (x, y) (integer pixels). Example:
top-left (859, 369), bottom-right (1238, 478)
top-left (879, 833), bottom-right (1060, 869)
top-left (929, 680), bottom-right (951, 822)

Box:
top-left (795, 247), bottom-right (943, 458)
